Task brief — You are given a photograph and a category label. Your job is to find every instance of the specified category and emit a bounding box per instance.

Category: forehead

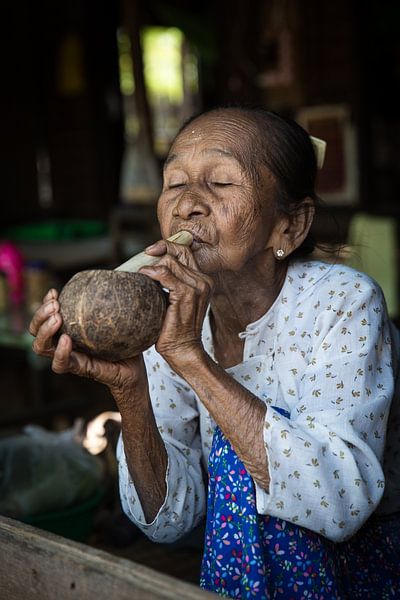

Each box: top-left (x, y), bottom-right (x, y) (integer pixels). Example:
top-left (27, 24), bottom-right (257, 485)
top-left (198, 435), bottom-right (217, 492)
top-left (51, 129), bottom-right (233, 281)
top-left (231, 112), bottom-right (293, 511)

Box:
top-left (168, 111), bottom-right (260, 167)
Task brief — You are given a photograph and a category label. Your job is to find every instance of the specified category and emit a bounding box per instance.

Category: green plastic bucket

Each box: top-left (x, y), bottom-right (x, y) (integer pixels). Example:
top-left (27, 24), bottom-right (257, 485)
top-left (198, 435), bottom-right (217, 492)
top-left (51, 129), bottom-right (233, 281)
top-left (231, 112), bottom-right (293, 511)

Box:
top-left (23, 488), bottom-right (105, 542)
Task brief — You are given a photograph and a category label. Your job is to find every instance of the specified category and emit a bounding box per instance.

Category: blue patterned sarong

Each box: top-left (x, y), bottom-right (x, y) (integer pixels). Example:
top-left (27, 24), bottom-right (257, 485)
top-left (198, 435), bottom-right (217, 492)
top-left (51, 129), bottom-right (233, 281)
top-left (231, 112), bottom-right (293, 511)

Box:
top-left (200, 419), bottom-right (400, 599)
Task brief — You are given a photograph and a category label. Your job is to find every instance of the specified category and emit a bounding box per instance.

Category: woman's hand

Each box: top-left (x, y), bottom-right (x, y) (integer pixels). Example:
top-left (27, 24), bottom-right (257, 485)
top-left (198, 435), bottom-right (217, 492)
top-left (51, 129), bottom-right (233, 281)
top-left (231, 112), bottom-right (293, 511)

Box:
top-left (140, 239), bottom-right (213, 371)
top-left (142, 239), bottom-right (270, 491)
top-left (30, 289), bottom-right (169, 522)
top-left (29, 289), bottom-right (147, 404)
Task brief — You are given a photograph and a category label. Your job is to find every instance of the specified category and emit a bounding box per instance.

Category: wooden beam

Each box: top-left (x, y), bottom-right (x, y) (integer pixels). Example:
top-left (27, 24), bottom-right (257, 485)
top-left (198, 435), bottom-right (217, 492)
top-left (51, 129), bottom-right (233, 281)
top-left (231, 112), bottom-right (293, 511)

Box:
top-left (0, 516), bottom-right (213, 600)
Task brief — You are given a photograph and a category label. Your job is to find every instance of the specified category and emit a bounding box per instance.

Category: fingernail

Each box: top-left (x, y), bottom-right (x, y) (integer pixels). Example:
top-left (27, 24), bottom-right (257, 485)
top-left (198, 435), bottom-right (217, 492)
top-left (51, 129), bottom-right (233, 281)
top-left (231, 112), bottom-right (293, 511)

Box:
top-left (145, 243), bottom-right (157, 252)
top-left (59, 333), bottom-right (68, 345)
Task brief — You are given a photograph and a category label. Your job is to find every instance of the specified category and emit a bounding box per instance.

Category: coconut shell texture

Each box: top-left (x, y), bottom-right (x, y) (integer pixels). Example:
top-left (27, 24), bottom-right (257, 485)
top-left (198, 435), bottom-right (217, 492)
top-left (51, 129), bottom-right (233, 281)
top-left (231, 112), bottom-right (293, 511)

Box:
top-left (59, 270), bottom-right (167, 361)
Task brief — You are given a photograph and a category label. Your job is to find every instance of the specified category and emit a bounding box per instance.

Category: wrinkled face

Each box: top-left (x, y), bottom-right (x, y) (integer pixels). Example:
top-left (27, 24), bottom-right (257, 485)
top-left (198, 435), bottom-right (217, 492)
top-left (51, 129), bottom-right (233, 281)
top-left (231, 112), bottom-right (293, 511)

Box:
top-left (157, 110), bottom-right (280, 274)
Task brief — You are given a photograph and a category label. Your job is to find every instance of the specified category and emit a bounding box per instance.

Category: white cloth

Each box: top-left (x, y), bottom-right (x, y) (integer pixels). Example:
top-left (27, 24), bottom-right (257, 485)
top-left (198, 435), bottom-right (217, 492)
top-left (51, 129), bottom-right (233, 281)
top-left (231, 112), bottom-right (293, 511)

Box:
top-left (117, 260), bottom-right (400, 543)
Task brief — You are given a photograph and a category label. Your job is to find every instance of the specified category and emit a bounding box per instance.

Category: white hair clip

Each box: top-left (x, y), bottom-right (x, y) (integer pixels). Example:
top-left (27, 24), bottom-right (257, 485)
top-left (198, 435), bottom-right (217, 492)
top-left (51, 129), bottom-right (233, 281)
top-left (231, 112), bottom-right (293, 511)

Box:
top-left (310, 135), bottom-right (327, 169)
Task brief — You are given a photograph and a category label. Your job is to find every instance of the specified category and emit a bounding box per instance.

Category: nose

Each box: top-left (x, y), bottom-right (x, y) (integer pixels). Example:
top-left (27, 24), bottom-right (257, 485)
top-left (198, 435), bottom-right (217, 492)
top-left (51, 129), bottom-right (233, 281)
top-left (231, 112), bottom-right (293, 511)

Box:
top-left (172, 189), bottom-right (210, 220)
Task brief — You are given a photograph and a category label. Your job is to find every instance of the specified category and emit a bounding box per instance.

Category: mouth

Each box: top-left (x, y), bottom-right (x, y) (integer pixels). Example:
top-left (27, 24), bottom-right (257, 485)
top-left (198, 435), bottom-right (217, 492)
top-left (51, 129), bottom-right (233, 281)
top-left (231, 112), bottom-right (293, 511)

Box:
top-left (176, 228), bottom-right (206, 246)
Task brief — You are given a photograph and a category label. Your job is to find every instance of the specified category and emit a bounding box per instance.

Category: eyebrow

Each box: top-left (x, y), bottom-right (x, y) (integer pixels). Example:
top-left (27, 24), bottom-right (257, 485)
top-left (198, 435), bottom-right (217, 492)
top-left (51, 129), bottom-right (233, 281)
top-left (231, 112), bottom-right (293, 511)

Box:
top-left (203, 148), bottom-right (237, 160)
top-left (164, 148), bottom-right (241, 170)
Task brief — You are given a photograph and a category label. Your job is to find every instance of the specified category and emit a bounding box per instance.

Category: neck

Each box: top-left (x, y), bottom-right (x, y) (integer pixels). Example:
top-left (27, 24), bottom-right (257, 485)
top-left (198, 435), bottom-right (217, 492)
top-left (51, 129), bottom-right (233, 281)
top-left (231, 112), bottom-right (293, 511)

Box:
top-left (209, 254), bottom-right (288, 338)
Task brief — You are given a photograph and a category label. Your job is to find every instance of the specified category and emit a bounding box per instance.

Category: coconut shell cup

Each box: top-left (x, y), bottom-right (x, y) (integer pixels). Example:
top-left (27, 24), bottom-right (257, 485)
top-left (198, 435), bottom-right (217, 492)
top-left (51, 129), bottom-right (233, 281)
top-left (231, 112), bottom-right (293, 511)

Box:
top-left (59, 270), bottom-right (167, 362)
top-left (57, 231), bottom-right (193, 362)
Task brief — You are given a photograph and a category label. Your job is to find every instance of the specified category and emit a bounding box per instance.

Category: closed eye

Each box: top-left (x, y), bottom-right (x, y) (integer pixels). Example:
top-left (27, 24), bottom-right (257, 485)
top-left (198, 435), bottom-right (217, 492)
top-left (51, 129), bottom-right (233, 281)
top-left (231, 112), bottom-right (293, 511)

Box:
top-left (210, 182), bottom-right (232, 186)
top-left (169, 183), bottom-right (185, 189)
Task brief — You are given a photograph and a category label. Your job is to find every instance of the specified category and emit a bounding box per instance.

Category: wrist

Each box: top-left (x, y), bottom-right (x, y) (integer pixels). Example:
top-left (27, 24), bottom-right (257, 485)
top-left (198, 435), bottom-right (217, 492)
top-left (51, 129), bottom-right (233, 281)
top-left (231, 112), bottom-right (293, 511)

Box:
top-left (162, 343), bottom-right (210, 379)
top-left (108, 356), bottom-right (149, 410)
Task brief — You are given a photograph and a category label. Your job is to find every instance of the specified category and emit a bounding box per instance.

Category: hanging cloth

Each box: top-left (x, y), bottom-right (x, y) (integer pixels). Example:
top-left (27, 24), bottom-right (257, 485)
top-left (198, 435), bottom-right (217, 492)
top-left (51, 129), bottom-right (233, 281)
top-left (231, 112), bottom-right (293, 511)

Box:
top-left (346, 212), bottom-right (398, 318)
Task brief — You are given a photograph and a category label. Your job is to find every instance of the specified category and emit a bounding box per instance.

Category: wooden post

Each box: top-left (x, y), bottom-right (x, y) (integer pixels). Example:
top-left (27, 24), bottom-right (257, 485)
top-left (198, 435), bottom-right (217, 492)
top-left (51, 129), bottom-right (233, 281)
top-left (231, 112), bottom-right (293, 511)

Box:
top-left (120, 0), bottom-right (154, 151)
top-left (0, 516), bottom-right (213, 600)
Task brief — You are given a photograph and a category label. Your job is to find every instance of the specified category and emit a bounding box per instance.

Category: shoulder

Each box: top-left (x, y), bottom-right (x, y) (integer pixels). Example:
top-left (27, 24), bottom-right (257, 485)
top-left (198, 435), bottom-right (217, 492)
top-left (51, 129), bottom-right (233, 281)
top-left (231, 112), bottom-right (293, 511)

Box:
top-left (288, 259), bottom-right (385, 305)
top-left (281, 260), bottom-right (390, 342)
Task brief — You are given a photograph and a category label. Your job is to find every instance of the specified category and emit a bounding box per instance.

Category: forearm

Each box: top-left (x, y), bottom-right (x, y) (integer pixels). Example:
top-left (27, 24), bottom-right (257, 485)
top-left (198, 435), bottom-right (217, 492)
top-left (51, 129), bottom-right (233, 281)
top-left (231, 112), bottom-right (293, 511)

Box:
top-left (112, 375), bottom-right (168, 523)
top-left (170, 348), bottom-right (269, 489)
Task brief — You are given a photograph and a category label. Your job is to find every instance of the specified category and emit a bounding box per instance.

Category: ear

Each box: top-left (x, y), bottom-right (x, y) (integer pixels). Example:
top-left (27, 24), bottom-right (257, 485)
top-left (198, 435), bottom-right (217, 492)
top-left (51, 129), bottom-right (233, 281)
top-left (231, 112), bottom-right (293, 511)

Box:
top-left (269, 198), bottom-right (315, 258)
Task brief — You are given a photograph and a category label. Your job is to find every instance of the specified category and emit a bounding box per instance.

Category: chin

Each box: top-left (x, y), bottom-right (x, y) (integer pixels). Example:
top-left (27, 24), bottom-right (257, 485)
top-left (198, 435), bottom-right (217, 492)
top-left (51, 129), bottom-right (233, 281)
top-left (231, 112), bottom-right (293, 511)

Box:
top-left (193, 251), bottom-right (218, 274)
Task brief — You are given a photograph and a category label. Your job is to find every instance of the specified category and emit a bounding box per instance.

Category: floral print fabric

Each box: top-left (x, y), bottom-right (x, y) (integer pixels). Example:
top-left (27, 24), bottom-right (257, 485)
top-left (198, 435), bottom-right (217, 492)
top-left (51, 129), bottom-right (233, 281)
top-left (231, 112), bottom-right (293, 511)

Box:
top-left (200, 424), bottom-right (400, 599)
top-left (118, 260), bottom-right (400, 544)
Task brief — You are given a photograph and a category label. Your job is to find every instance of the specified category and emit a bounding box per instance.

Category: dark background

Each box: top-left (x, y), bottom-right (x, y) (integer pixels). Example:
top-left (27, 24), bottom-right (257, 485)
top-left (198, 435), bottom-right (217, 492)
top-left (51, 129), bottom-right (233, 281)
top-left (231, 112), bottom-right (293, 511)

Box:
top-left (2, 0), bottom-right (400, 225)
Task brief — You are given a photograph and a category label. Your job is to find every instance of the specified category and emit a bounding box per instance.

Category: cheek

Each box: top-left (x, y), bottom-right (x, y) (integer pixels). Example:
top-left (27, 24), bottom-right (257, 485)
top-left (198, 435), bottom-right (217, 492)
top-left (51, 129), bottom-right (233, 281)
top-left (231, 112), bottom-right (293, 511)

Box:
top-left (220, 193), bottom-right (262, 242)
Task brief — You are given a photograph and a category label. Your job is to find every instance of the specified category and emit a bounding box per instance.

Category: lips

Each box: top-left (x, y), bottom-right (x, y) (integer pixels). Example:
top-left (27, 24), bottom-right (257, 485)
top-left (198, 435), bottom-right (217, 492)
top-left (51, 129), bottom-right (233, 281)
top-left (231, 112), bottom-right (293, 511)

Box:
top-left (191, 233), bottom-right (204, 244)
top-left (176, 228), bottom-right (207, 244)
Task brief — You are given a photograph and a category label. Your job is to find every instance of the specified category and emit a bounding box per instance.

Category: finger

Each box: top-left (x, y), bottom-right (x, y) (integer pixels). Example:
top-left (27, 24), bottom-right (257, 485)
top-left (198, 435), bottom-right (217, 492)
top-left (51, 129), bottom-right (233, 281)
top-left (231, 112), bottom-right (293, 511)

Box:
top-left (141, 251), bottom-right (202, 283)
top-left (161, 254), bottom-right (213, 290)
top-left (140, 259), bottom-right (199, 291)
top-left (52, 334), bottom-right (101, 378)
top-left (31, 312), bottom-right (62, 356)
top-left (144, 239), bottom-right (168, 257)
top-left (52, 334), bottom-right (118, 385)
top-left (51, 333), bottom-right (74, 373)
top-left (162, 240), bottom-right (198, 269)
top-left (52, 334), bottom-right (102, 378)
top-left (141, 262), bottom-right (213, 301)
top-left (29, 295), bottom-right (60, 336)
top-left (145, 239), bottom-right (198, 270)
top-left (42, 288), bottom-right (59, 303)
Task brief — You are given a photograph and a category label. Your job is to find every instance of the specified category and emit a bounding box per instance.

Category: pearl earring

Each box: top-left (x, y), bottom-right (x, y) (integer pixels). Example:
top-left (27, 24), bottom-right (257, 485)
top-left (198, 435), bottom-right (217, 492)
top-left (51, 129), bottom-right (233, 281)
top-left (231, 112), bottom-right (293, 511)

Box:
top-left (276, 249), bottom-right (285, 259)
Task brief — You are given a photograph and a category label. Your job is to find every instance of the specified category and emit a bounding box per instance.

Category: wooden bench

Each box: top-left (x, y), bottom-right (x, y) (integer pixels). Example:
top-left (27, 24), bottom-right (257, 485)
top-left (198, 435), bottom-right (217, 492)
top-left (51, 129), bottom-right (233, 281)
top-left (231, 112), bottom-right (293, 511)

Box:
top-left (0, 516), bottom-right (213, 599)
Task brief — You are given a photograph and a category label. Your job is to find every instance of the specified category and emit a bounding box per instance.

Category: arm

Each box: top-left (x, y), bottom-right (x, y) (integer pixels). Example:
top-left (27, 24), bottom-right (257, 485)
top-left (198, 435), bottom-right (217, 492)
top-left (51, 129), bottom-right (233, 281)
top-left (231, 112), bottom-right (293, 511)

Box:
top-left (141, 242), bottom-right (270, 490)
top-left (111, 355), bottom-right (168, 523)
top-left (31, 289), bottom-right (207, 543)
top-left (29, 290), bottom-right (168, 523)
top-left (164, 348), bottom-right (269, 489)
top-left (254, 276), bottom-right (395, 541)
top-left (117, 347), bottom-right (206, 542)
top-left (144, 245), bottom-right (396, 542)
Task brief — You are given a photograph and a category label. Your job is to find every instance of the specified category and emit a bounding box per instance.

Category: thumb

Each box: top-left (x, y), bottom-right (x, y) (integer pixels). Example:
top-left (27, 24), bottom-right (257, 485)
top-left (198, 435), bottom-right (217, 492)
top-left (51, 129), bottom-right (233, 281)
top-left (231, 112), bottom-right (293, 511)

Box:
top-left (52, 334), bottom-right (104, 382)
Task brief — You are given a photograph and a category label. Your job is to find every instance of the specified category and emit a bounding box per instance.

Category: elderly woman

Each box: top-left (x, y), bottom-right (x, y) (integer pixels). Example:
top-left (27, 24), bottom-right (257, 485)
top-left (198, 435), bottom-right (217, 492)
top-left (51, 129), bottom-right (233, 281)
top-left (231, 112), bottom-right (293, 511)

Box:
top-left (30, 107), bottom-right (400, 598)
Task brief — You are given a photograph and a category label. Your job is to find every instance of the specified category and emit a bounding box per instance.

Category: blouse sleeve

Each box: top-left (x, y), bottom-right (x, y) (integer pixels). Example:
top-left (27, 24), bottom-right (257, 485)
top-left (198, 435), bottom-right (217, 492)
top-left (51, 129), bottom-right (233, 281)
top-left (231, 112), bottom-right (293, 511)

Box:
top-left (256, 275), bottom-right (395, 542)
top-left (117, 347), bottom-right (206, 543)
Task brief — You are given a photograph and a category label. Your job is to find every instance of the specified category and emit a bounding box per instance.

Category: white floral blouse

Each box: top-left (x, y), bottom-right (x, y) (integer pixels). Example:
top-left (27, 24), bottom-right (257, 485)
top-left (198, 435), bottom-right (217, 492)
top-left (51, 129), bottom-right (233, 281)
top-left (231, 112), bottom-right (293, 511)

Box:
top-left (117, 260), bottom-right (400, 544)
